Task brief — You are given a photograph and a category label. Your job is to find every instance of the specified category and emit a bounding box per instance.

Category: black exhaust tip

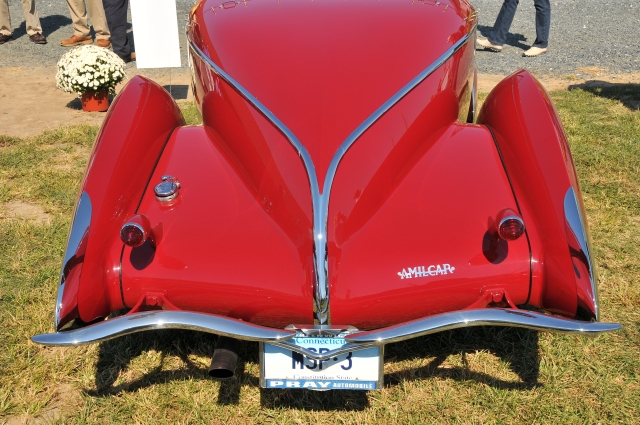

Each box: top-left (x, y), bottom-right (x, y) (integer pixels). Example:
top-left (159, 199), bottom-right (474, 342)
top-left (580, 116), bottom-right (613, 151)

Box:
top-left (208, 336), bottom-right (239, 380)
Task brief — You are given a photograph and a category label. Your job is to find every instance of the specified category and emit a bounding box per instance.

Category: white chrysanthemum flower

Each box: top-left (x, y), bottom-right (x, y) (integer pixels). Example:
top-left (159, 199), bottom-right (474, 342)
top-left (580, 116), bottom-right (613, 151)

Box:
top-left (55, 45), bottom-right (127, 94)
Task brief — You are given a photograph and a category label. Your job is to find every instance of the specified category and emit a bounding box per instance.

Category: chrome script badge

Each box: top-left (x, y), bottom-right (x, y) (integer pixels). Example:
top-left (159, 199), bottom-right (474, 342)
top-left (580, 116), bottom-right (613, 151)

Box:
top-left (397, 264), bottom-right (455, 279)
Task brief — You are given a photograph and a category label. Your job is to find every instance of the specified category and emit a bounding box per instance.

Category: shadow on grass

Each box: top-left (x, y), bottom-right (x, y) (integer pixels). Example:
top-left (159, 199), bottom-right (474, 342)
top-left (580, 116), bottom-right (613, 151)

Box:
top-left (385, 327), bottom-right (540, 390)
top-left (568, 82), bottom-right (640, 111)
top-left (86, 330), bottom-right (258, 405)
top-left (85, 325), bottom-right (539, 410)
top-left (476, 25), bottom-right (529, 51)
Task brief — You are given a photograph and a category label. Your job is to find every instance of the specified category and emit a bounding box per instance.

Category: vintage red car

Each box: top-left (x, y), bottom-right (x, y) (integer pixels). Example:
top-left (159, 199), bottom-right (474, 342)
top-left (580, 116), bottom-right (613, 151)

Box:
top-left (33, 0), bottom-right (619, 390)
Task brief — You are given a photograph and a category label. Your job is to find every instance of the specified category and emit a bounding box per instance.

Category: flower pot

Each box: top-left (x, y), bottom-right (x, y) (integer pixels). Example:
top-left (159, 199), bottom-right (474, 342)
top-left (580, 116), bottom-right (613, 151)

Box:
top-left (81, 89), bottom-right (110, 112)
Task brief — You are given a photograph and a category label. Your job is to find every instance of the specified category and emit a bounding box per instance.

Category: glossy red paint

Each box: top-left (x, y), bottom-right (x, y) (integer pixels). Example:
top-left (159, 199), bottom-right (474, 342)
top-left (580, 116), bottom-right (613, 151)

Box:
top-left (56, 0), bottom-right (597, 332)
top-left (70, 76), bottom-right (185, 324)
top-left (477, 70), bottom-right (593, 318)
top-left (189, 0), bottom-right (475, 188)
top-left (120, 126), bottom-right (315, 327)
top-left (330, 120), bottom-right (530, 328)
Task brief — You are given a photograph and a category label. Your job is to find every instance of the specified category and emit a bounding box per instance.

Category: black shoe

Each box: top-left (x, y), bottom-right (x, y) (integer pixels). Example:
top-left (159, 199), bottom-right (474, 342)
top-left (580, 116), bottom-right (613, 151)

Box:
top-left (29, 33), bottom-right (47, 44)
top-left (0, 33), bottom-right (12, 44)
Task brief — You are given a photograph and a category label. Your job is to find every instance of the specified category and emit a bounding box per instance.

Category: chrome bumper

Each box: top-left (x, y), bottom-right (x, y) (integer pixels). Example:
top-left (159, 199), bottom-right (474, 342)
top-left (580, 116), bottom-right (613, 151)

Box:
top-left (31, 311), bottom-right (296, 346)
top-left (31, 308), bottom-right (620, 361)
top-left (345, 308), bottom-right (621, 344)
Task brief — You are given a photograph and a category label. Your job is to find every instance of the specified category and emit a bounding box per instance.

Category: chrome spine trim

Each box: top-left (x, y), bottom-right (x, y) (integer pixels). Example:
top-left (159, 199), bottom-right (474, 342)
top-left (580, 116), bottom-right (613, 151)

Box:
top-left (187, 27), bottom-right (475, 325)
top-left (187, 39), bottom-right (326, 323)
top-left (345, 309), bottom-right (621, 345)
top-left (316, 27), bottom-right (476, 324)
top-left (564, 187), bottom-right (599, 320)
top-left (55, 191), bottom-right (92, 329)
top-left (33, 311), bottom-right (296, 346)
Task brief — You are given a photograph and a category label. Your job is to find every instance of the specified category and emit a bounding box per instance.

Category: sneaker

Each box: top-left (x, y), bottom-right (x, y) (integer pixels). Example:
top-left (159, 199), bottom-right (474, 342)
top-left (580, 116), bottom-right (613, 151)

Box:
top-left (95, 39), bottom-right (111, 49)
top-left (476, 37), bottom-right (503, 52)
top-left (523, 46), bottom-right (548, 57)
top-left (0, 33), bottom-right (11, 44)
top-left (60, 34), bottom-right (92, 47)
top-left (29, 33), bottom-right (47, 44)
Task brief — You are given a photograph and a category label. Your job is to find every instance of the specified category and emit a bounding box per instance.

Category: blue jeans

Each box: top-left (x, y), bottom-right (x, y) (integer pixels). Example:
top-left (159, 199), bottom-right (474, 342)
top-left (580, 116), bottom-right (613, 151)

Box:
top-left (488, 0), bottom-right (550, 48)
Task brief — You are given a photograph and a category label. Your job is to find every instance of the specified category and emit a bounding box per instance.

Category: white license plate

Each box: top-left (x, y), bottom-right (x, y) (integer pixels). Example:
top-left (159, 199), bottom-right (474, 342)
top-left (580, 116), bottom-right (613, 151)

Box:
top-left (260, 336), bottom-right (383, 390)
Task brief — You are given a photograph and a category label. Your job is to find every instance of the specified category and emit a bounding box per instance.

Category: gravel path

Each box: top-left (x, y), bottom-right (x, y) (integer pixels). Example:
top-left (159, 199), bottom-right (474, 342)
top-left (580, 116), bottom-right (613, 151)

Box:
top-left (473, 0), bottom-right (639, 76)
top-left (0, 0), bottom-right (638, 77)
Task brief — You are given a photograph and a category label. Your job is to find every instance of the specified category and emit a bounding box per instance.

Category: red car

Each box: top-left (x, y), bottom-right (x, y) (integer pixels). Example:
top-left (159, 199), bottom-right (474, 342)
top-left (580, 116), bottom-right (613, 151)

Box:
top-left (33, 0), bottom-right (620, 390)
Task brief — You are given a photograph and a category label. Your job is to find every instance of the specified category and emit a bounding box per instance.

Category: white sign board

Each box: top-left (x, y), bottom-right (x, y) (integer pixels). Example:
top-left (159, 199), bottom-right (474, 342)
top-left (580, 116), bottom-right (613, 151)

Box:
top-left (130, 0), bottom-right (181, 68)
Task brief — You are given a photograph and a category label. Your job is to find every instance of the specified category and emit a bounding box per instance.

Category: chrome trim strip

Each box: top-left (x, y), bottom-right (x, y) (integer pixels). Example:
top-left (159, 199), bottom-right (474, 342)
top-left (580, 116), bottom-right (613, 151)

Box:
top-left (187, 39), bottom-right (326, 323)
top-left (187, 26), bottom-right (475, 325)
top-left (564, 187), bottom-right (599, 320)
top-left (55, 191), bottom-right (92, 329)
top-left (345, 308), bottom-right (620, 345)
top-left (316, 27), bottom-right (476, 324)
top-left (33, 311), bottom-right (296, 346)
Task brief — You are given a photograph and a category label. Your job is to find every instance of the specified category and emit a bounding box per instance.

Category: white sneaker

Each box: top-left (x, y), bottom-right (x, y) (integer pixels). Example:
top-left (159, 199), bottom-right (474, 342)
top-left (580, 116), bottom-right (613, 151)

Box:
top-left (523, 46), bottom-right (548, 57)
top-left (476, 38), bottom-right (503, 52)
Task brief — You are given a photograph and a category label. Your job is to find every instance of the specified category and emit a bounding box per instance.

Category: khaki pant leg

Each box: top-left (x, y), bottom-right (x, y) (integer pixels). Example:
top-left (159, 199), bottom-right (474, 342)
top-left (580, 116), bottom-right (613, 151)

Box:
top-left (20, 0), bottom-right (42, 35)
top-left (67, 0), bottom-right (90, 37)
top-left (86, 0), bottom-right (110, 39)
top-left (0, 0), bottom-right (12, 36)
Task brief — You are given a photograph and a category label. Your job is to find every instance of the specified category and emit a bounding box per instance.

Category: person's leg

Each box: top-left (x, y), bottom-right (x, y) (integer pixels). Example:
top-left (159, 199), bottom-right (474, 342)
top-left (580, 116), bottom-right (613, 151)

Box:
top-left (66, 0), bottom-right (90, 37)
top-left (532, 0), bottom-right (550, 48)
top-left (86, 0), bottom-right (110, 40)
top-left (20, 0), bottom-right (43, 36)
top-left (102, 0), bottom-right (129, 58)
top-left (489, 0), bottom-right (520, 46)
top-left (0, 0), bottom-right (12, 37)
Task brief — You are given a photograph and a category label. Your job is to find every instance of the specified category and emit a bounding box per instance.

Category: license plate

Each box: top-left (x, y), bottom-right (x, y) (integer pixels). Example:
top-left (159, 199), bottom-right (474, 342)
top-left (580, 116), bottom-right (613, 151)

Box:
top-left (260, 334), bottom-right (383, 390)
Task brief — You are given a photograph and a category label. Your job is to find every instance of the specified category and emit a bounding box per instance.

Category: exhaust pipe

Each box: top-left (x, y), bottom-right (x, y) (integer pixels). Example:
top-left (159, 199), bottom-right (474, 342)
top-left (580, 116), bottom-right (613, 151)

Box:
top-left (208, 336), bottom-right (239, 380)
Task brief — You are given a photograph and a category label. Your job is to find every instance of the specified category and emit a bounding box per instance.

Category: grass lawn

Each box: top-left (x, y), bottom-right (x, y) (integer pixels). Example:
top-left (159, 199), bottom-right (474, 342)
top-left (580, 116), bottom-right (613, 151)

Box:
top-left (0, 86), bottom-right (639, 424)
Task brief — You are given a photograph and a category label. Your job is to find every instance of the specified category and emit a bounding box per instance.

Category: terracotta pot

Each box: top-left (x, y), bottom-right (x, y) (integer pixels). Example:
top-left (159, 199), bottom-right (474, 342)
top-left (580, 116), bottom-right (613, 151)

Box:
top-left (80, 89), bottom-right (110, 112)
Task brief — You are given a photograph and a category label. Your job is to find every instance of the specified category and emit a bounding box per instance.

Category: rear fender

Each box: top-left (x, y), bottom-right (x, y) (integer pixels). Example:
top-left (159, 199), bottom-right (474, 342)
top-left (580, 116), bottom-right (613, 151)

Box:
top-left (55, 76), bottom-right (185, 329)
top-left (477, 70), bottom-right (598, 319)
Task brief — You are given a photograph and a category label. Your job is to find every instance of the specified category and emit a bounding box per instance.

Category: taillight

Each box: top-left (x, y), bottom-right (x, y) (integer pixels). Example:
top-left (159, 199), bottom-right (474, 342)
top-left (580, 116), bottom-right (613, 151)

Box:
top-left (120, 214), bottom-right (152, 247)
top-left (495, 208), bottom-right (525, 241)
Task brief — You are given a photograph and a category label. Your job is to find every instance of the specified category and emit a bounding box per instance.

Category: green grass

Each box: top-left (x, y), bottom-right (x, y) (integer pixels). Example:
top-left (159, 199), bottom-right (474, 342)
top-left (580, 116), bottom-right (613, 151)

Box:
top-left (1, 90), bottom-right (639, 424)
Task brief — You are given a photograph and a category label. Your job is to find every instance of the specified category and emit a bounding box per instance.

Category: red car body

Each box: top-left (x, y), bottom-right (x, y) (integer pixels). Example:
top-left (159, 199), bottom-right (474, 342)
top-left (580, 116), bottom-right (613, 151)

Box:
top-left (33, 0), bottom-right (619, 389)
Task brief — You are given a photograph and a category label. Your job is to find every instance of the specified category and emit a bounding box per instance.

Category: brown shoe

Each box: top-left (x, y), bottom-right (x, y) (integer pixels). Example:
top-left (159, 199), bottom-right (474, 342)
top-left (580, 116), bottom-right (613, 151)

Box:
top-left (60, 35), bottom-right (92, 47)
top-left (29, 33), bottom-right (47, 44)
top-left (95, 39), bottom-right (111, 49)
top-left (0, 33), bottom-right (11, 44)
top-left (122, 52), bottom-right (136, 63)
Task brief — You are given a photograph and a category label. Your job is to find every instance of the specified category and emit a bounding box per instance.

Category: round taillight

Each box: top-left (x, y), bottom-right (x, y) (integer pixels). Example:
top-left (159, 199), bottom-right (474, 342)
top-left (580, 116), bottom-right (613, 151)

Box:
top-left (120, 223), bottom-right (146, 247)
top-left (499, 216), bottom-right (525, 241)
top-left (120, 214), bottom-right (152, 247)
